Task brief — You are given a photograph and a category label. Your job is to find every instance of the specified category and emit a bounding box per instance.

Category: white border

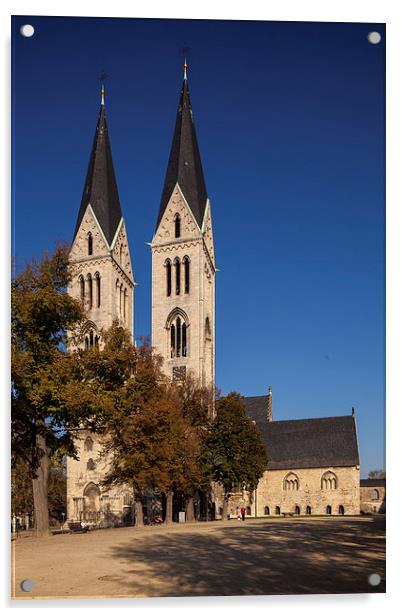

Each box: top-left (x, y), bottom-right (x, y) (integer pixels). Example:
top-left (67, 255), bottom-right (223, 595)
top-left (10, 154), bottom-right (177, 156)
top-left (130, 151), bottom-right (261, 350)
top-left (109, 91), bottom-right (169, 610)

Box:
top-left (2, 1), bottom-right (400, 614)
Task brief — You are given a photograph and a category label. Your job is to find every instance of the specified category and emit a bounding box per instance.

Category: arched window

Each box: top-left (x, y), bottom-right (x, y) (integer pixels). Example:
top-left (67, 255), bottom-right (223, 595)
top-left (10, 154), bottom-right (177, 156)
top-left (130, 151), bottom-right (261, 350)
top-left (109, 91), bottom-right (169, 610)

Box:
top-left (79, 275), bottom-right (85, 302)
top-left (84, 436), bottom-right (93, 452)
top-left (87, 274), bottom-right (93, 308)
top-left (371, 489), bottom-right (379, 500)
top-left (295, 505), bottom-right (300, 515)
top-left (176, 317), bottom-right (181, 357)
top-left (95, 272), bottom-right (100, 308)
top-left (183, 256), bottom-right (190, 294)
top-left (119, 244), bottom-right (123, 263)
top-left (165, 260), bottom-right (172, 297)
top-left (120, 284), bottom-right (123, 316)
top-left (89, 330), bottom-right (94, 349)
top-left (170, 323), bottom-right (176, 358)
top-left (182, 323), bottom-right (187, 357)
top-left (174, 213), bottom-right (181, 238)
top-left (275, 506), bottom-right (281, 515)
top-left (283, 472), bottom-right (300, 491)
top-left (264, 506), bottom-right (270, 515)
top-left (87, 232), bottom-right (93, 255)
top-left (87, 458), bottom-right (96, 471)
top-left (321, 471), bottom-right (337, 490)
top-left (85, 336), bottom-right (89, 351)
top-left (124, 288), bottom-right (127, 320)
top-left (306, 506), bottom-right (312, 515)
top-left (94, 335), bottom-right (99, 349)
top-left (175, 258), bottom-right (181, 295)
top-left (326, 505), bottom-right (332, 515)
top-left (116, 279), bottom-right (120, 313)
top-left (338, 505), bottom-right (345, 515)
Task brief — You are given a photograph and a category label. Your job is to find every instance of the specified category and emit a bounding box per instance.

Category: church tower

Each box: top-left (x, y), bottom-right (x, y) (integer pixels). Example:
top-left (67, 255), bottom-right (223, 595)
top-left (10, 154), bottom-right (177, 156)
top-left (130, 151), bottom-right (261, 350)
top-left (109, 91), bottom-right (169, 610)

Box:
top-left (66, 85), bottom-right (135, 525)
top-left (68, 83), bottom-right (134, 345)
top-left (151, 64), bottom-right (215, 387)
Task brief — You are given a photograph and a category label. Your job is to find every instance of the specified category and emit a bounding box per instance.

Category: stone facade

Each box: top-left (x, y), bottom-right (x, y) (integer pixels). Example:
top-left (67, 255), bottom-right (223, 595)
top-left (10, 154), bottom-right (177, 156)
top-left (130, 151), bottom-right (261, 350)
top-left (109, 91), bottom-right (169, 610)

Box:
top-left (151, 186), bottom-right (215, 387)
top-left (360, 480), bottom-right (386, 514)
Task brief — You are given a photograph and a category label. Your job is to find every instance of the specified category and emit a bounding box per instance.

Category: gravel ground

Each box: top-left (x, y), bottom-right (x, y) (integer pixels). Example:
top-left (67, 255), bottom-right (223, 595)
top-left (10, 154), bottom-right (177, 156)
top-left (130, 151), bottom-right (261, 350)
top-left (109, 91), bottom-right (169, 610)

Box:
top-left (12, 515), bottom-right (385, 599)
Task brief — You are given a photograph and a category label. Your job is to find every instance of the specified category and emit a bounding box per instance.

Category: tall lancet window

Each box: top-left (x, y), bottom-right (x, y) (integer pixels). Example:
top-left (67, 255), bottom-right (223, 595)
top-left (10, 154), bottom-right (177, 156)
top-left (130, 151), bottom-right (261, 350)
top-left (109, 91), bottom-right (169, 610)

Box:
top-left (119, 284), bottom-right (123, 316)
top-left (87, 274), bottom-right (93, 308)
top-left (184, 256), bottom-right (190, 294)
top-left (175, 258), bottom-right (181, 295)
top-left (165, 260), bottom-right (172, 297)
top-left (79, 275), bottom-right (85, 302)
top-left (124, 288), bottom-right (127, 320)
top-left (182, 323), bottom-right (187, 357)
top-left (87, 232), bottom-right (93, 255)
top-left (176, 317), bottom-right (181, 357)
top-left (170, 323), bottom-right (176, 358)
top-left (95, 273), bottom-right (101, 308)
top-left (174, 214), bottom-right (181, 238)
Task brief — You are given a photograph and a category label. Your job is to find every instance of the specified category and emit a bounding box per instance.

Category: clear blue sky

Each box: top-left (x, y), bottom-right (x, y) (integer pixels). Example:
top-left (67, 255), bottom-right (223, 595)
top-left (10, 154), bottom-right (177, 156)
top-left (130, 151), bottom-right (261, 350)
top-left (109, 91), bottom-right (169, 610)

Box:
top-left (12, 16), bottom-right (385, 478)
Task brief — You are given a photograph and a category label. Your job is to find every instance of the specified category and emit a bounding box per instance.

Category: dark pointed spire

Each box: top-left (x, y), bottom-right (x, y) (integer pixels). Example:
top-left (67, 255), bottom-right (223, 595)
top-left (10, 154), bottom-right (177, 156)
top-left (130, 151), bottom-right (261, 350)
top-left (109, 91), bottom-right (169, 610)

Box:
top-left (156, 66), bottom-right (208, 231)
top-left (73, 83), bottom-right (123, 246)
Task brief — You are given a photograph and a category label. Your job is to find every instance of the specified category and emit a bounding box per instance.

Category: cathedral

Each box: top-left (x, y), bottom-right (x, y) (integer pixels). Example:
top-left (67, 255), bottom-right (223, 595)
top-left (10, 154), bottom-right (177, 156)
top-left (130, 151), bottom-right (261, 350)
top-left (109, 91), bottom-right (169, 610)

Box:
top-left (66, 67), bottom-right (360, 524)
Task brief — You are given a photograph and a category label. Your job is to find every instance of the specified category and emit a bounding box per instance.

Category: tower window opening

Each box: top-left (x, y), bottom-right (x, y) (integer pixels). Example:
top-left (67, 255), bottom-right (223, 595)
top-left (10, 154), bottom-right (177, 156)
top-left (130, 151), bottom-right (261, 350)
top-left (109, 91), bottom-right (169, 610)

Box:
top-left (119, 244), bottom-right (123, 263)
top-left (84, 436), bottom-right (93, 452)
top-left (87, 274), bottom-right (93, 308)
top-left (182, 323), bottom-right (187, 357)
top-left (166, 260), bottom-right (172, 296)
top-left (85, 336), bottom-right (89, 351)
top-left (124, 288), bottom-right (127, 320)
top-left (89, 330), bottom-right (94, 349)
top-left (95, 273), bottom-right (101, 307)
top-left (170, 324), bottom-right (176, 358)
top-left (79, 275), bottom-right (85, 302)
top-left (184, 256), bottom-right (190, 294)
top-left (174, 214), bottom-right (181, 238)
top-left (205, 317), bottom-right (211, 340)
top-left (176, 317), bottom-right (181, 357)
top-left (88, 232), bottom-right (93, 255)
top-left (175, 258), bottom-right (181, 295)
top-left (119, 284), bottom-right (123, 316)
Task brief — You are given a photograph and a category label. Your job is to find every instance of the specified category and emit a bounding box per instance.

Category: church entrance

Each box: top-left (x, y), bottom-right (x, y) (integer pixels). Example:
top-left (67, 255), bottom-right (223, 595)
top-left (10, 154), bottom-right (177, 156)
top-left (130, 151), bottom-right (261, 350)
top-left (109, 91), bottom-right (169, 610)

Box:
top-left (83, 482), bottom-right (101, 523)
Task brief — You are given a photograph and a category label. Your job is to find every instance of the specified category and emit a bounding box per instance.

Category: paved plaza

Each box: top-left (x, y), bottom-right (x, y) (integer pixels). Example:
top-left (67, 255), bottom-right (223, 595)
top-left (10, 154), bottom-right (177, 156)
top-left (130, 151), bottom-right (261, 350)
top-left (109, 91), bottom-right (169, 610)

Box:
top-left (12, 516), bottom-right (385, 599)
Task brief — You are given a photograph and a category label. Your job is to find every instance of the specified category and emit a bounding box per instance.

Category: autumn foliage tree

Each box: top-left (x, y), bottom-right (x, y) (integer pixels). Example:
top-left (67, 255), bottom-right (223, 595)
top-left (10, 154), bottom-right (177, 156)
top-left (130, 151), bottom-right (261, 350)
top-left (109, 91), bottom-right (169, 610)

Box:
top-left (11, 245), bottom-right (84, 536)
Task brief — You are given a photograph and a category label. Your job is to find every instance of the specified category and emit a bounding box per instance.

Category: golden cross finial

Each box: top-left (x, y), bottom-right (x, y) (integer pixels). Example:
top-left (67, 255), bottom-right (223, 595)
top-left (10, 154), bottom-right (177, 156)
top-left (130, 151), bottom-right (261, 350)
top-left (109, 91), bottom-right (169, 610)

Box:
top-left (100, 71), bottom-right (107, 106)
top-left (183, 58), bottom-right (188, 81)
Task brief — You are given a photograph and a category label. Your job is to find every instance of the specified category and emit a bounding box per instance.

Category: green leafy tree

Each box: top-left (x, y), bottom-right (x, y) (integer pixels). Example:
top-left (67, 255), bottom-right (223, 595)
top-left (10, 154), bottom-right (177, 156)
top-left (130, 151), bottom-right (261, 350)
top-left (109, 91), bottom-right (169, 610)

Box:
top-left (201, 392), bottom-right (267, 520)
top-left (11, 245), bottom-right (84, 536)
top-left (368, 469), bottom-right (386, 479)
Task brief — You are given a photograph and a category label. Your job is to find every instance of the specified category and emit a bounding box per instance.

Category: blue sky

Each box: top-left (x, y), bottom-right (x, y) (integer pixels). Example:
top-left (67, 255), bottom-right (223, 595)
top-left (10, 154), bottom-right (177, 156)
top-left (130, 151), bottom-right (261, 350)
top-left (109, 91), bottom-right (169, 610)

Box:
top-left (12, 17), bottom-right (385, 477)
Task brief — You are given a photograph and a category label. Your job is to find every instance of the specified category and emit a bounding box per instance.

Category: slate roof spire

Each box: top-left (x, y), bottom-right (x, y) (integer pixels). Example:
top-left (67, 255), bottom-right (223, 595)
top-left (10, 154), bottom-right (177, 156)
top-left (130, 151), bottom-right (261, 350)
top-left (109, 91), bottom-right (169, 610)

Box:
top-left (156, 64), bottom-right (208, 231)
top-left (73, 82), bottom-right (123, 246)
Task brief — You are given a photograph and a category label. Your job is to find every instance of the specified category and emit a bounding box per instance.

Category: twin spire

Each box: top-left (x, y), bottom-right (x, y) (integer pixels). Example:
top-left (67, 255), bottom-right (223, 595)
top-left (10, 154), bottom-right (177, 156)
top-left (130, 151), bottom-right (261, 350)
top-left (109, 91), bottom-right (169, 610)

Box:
top-left (73, 63), bottom-right (209, 246)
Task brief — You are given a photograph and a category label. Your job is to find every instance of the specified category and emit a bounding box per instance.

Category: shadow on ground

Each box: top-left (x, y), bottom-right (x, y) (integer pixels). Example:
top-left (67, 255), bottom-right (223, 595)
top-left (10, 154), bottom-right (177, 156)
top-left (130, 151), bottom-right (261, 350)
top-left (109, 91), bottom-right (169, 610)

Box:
top-left (110, 517), bottom-right (385, 597)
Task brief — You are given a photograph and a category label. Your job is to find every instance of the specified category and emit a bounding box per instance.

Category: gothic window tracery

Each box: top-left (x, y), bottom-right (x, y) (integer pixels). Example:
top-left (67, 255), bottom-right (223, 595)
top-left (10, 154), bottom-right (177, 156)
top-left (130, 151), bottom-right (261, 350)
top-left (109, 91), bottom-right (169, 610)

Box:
top-left (283, 472), bottom-right (300, 491)
top-left (167, 309), bottom-right (189, 358)
top-left (87, 274), bottom-right (93, 308)
top-left (321, 471), bottom-right (338, 490)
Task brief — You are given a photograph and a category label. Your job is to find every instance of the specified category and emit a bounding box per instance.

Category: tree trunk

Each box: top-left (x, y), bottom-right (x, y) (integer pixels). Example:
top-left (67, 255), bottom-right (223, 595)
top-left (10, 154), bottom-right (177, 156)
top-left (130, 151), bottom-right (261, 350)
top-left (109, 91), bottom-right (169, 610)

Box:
top-left (185, 495), bottom-right (195, 522)
top-left (221, 493), bottom-right (229, 521)
top-left (165, 490), bottom-right (173, 525)
top-left (31, 433), bottom-right (51, 537)
top-left (134, 495), bottom-right (144, 527)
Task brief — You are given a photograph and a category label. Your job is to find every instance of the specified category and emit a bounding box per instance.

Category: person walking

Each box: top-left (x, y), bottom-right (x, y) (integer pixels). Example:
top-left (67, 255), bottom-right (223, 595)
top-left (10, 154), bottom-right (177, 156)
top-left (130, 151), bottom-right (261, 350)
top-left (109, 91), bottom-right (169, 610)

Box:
top-left (240, 506), bottom-right (246, 522)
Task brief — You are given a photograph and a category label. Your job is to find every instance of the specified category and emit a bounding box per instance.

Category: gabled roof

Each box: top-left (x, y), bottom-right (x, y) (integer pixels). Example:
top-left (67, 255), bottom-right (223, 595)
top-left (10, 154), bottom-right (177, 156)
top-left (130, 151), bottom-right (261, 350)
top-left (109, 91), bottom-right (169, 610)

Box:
top-left (156, 76), bottom-right (208, 231)
top-left (73, 101), bottom-right (123, 246)
top-left (243, 395), bottom-right (360, 470)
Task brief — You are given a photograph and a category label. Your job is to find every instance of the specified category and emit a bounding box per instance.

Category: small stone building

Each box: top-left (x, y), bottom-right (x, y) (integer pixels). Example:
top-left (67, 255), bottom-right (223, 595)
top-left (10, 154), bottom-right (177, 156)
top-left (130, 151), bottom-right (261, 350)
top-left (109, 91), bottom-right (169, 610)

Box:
top-left (223, 394), bottom-right (361, 517)
top-left (360, 479), bottom-right (386, 514)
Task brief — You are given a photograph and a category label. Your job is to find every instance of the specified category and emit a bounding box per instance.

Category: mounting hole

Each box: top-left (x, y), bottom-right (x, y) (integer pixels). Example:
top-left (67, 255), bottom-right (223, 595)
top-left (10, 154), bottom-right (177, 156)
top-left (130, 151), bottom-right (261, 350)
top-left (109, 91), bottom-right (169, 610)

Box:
top-left (20, 579), bottom-right (33, 592)
top-left (367, 31), bottom-right (381, 45)
top-left (368, 573), bottom-right (381, 587)
top-left (20, 24), bottom-right (35, 38)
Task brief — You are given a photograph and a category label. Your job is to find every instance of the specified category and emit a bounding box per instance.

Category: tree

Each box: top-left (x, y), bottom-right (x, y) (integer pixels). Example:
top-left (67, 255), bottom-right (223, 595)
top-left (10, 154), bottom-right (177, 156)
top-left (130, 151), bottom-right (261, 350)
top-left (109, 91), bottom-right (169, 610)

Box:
top-left (368, 469), bottom-right (386, 479)
top-left (11, 245), bottom-right (84, 536)
top-left (201, 392), bottom-right (267, 520)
